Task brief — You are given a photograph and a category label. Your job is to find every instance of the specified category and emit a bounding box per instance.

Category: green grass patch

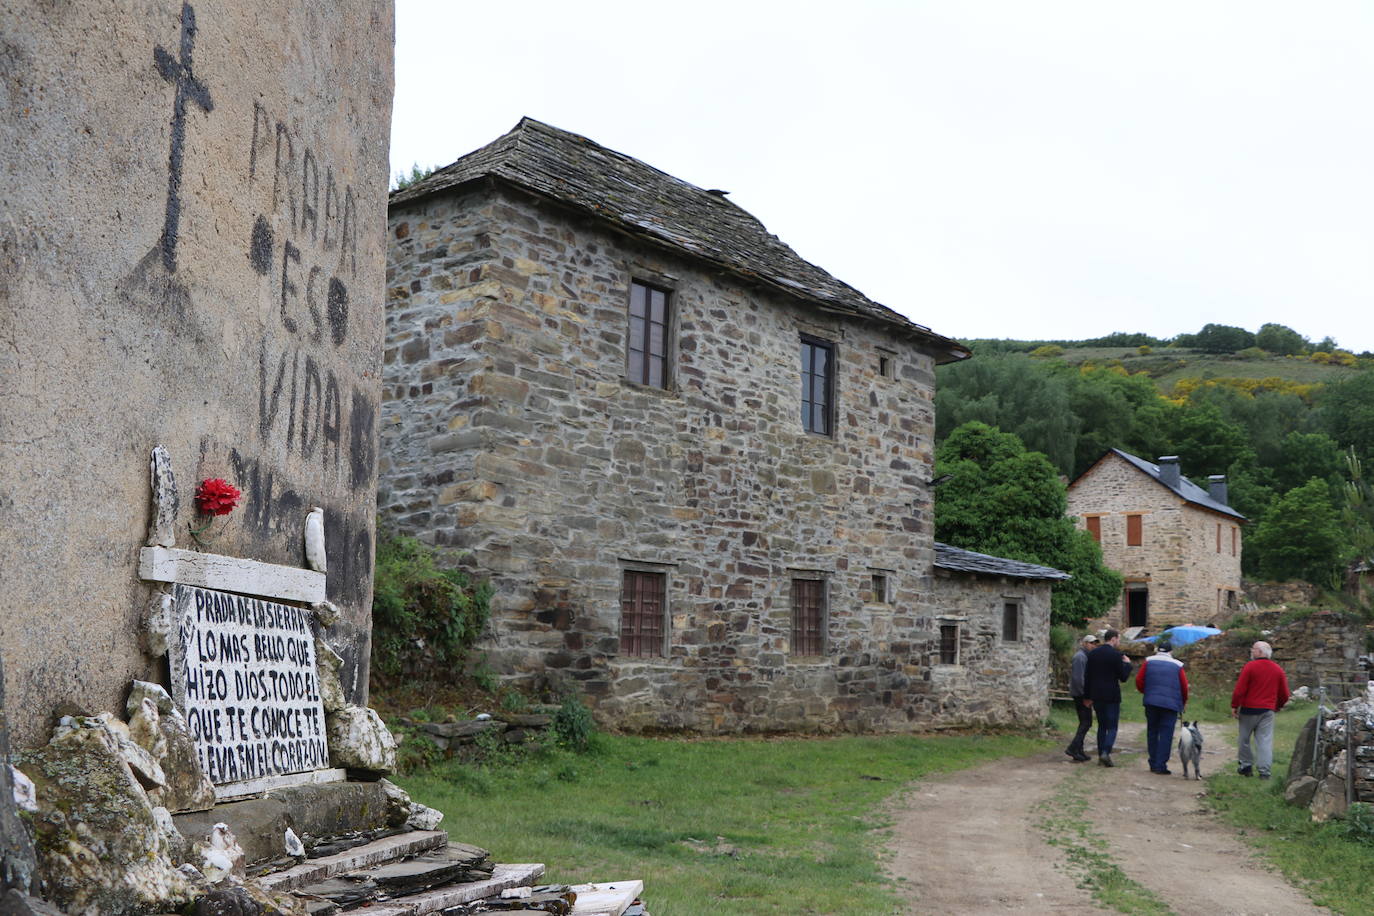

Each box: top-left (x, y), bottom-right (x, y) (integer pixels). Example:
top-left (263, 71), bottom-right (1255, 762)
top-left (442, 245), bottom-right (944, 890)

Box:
top-left (1034, 769), bottom-right (1173, 915)
top-left (400, 730), bottom-right (1056, 914)
top-left (1204, 700), bottom-right (1374, 914)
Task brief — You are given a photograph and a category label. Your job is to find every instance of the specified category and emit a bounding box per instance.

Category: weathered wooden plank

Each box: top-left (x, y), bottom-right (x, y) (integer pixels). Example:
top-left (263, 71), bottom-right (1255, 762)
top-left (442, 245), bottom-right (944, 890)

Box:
top-left (139, 546), bottom-right (326, 603)
top-left (357, 863), bottom-right (545, 915)
top-left (215, 768), bottom-right (346, 802)
top-left (258, 831), bottom-right (449, 892)
top-left (570, 880), bottom-right (643, 916)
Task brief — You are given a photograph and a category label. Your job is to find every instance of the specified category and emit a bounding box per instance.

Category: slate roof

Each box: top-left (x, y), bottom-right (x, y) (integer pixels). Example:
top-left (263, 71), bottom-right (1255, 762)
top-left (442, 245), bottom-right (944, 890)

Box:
top-left (390, 117), bottom-right (970, 363)
top-left (934, 542), bottom-right (1072, 581)
top-left (1081, 449), bottom-right (1246, 521)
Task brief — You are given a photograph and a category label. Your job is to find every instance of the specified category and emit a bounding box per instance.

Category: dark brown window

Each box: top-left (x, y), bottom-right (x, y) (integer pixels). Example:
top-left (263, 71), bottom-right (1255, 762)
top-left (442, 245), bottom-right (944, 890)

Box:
top-left (871, 573), bottom-right (888, 604)
top-left (620, 570), bottom-right (666, 656)
top-left (1232, 527), bottom-right (1238, 557)
top-left (1002, 602), bottom-right (1019, 641)
top-left (1216, 523), bottom-right (1222, 553)
top-left (800, 336), bottom-right (834, 435)
top-left (1126, 514), bottom-right (1143, 547)
top-left (627, 281), bottom-right (670, 388)
top-left (1085, 516), bottom-right (1101, 543)
top-left (791, 578), bottom-right (825, 655)
top-left (939, 623), bottom-right (960, 664)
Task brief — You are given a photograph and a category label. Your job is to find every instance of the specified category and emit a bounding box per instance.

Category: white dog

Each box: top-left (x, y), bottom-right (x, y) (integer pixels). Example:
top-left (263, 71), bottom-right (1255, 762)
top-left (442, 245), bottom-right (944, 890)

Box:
top-left (1178, 720), bottom-right (1204, 780)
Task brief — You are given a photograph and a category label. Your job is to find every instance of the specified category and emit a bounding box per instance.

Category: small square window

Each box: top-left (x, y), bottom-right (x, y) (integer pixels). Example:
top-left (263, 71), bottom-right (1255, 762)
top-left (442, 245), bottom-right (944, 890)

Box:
top-left (939, 623), bottom-right (960, 665)
top-left (871, 573), bottom-right (888, 604)
top-left (1002, 602), bottom-right (1020, 641)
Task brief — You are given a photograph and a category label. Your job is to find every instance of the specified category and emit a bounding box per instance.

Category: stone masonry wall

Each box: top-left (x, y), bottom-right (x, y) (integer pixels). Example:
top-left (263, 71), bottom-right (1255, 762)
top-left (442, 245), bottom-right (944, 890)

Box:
top-left (1068, 454), bottom-right (1242, 631)
top-left (1175, 612), bottom-right (1367, 695)
top-left (928, 573), bottom-right (1052, 725)
top-left (381, 184), bottom-right (1043, 732)
top-left (0, 2), bottom-right (393, 748)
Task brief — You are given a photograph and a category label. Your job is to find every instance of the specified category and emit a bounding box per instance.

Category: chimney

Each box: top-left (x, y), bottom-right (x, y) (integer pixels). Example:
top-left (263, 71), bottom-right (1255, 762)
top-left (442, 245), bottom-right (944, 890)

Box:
top-left (1208, 474), bottom-right (1229, 506)
top-left (1157, 456), bottom-right (1181, 489)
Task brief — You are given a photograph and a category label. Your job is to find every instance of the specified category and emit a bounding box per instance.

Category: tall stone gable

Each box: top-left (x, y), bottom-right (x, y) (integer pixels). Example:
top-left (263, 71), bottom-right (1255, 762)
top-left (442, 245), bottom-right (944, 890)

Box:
top-left (0, 2), bottom-right (394, 748)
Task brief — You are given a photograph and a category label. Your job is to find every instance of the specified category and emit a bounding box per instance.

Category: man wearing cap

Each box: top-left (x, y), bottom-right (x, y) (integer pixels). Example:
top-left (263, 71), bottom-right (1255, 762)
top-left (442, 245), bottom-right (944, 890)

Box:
top-left (1136, 637), bottom-right (1188, 774)
top-left (1231, 641), bottom-right (1289, 779)
top-left (1083, 628), bottom-right (1133, 766)
top-left (1064, 633), bottom-right (1099, 762)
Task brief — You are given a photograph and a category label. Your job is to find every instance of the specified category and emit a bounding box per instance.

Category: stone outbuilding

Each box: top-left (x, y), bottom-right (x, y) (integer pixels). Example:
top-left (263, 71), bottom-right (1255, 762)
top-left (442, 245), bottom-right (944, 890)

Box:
top-left (382, 117), bottom-right (1063, 732)
top-left (1067, 449), bottom-right (1245, 631)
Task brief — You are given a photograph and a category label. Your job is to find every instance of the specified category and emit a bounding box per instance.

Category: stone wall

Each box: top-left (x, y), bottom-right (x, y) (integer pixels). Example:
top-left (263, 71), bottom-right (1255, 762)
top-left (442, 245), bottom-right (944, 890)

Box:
top-left (0, 1), bottom-right (394, 748)
top-left (1068, 454), bottom-right (1242, 630)
top-left (382, 184), bottom-right (1046, 732)
top-left (1241, 580), bottom-right (1321, 611)
top-left (1169, 612), bottom-right (1367, 694)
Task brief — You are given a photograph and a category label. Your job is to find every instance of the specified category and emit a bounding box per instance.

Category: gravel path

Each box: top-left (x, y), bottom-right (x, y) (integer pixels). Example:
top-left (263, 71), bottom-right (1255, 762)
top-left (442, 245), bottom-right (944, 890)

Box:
top-left (885, 720), bottom-right (1327, 915)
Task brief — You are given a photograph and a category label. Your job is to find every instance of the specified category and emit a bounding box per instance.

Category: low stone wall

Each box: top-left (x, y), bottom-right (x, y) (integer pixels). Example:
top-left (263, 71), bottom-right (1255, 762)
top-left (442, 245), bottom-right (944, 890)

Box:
top-left (1284, 695), bottom-right (1374, 821)
top-left (1240, 580), bottom-right (1320, 611)
top-left (1164, 612), bottom-right (1366, 694)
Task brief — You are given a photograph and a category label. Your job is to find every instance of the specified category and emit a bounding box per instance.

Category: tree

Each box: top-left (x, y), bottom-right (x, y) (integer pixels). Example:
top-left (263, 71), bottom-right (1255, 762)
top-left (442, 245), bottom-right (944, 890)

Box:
top-left (1191, 323), bottom-right (1256, 354)
top-left (935, 422), bottom-right (1123, 626)
top-left (1314, 371), bottom-right (1374, 462)
top-left (1246, 479), bottom-right (1347, 587)
top-left (1255, 323), bottom-right (1309, 356)
top-left (935, 356), bottom-right (1080, 474)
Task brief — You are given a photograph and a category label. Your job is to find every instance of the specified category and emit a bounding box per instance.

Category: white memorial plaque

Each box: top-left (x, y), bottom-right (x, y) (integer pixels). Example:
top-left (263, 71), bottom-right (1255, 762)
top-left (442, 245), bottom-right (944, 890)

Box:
top-left (169, 583), bottom-right (329, 785)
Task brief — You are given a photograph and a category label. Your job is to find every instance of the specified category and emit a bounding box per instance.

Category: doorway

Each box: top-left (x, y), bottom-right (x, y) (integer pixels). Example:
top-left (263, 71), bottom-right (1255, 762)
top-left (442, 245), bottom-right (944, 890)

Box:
top-left (1126, 587), bottom-right (1149, 629)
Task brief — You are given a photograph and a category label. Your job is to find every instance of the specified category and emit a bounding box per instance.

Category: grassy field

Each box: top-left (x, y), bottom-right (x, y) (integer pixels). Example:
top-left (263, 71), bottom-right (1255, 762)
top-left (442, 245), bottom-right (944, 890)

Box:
top-left (400, 729), bottom-right (1056, 915)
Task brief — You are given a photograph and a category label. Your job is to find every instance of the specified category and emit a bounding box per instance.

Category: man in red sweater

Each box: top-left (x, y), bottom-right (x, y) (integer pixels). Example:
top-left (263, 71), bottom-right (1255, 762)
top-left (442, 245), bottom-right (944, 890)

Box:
top-left (1230, 640), bottom-right (1290, 779)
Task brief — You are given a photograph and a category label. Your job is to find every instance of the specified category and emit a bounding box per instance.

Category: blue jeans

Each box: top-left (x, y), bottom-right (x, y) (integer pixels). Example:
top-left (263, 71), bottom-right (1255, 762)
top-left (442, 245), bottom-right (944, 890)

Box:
top-left (1144, 705), bottom-right (1179, 771)
top-left (1094, 702), bottom-right (1120, 756)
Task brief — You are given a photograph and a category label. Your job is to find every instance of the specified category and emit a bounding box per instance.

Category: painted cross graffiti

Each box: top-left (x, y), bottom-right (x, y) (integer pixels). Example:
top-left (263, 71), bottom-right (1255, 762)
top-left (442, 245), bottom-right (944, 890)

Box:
top-left (154, 2), bottom-right (214, 273)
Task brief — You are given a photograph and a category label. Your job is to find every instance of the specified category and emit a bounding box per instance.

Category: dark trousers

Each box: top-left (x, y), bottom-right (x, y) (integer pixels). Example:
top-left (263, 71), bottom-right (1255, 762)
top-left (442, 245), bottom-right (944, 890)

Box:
top-left (1094, 702), bottom-right (1121, 757)
top-left (1144, 705), bottom-right (1179, 772)
top-left (1067, 697), bottom-right (1093, 754)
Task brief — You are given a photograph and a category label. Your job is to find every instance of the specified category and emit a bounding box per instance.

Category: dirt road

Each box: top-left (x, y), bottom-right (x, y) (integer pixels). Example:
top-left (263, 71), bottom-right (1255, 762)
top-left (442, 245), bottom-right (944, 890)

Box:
top-left (886, 720), bottom-right (1326, 915)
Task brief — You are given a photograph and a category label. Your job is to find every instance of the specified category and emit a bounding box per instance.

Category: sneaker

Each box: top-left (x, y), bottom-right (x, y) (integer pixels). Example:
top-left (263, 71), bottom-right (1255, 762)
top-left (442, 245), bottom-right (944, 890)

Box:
top-left (1100, 754), bottom-right (1114, 767)
top-left (1152, 767), bottom-right (1172, 775)
top-left (1238, 765), bottom-right (1253, 777)
top-left (1065, 748), bottom-right (1080, 760)
top-left (1258, 772), bottom-right (1271, 780)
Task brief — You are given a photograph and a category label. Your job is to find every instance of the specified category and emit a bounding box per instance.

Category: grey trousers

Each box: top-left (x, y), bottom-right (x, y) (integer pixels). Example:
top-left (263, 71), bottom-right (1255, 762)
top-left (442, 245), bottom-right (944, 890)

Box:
top-left (1237, 710), bottom-right (1276, 775)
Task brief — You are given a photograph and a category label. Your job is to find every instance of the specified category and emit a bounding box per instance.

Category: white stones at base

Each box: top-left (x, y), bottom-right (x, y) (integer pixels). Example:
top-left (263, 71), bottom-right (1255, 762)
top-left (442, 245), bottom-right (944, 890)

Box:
top-left (10, 766), bottom-right (36, 813)
top-left (569, 880), bottom-right (644, 916)
top-left (327, 705), bottom-right (397, 773)
top-left (139, 546), bottom-right (326, 604)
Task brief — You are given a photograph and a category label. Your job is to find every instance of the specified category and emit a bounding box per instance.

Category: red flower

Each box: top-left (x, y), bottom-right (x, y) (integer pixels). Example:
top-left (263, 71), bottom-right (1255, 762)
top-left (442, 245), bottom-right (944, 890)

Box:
top-left (195, 478), bottom-right (242, 516)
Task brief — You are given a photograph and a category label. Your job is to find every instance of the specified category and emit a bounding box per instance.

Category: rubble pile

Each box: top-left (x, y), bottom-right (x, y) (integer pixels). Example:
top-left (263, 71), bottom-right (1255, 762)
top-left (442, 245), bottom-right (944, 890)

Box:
top-left (1284, 684), bottom-right (1374, 822)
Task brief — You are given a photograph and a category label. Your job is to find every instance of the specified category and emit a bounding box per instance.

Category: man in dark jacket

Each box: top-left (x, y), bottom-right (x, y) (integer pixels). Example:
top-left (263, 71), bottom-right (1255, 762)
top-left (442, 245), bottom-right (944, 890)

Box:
top-left (1083, 628), bottom-right (1133, 766)
top-left (1064, 633), bottom-right (1100, 762)
top-left (1231, 640), bottom-right (1290, 779)
top-left (1135, 638), bottom-right (1189, 774)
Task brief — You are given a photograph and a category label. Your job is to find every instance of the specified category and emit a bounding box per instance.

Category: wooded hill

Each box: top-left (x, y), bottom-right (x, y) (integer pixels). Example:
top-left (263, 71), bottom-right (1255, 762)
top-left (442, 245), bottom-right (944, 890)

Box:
top-left (932, 324), bottom-right (1374, 593)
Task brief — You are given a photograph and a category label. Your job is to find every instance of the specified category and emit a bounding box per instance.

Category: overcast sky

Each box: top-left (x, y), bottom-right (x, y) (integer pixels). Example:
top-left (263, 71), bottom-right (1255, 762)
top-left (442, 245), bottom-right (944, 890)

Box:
top-left (390, 1), bottom-right (1374, 353)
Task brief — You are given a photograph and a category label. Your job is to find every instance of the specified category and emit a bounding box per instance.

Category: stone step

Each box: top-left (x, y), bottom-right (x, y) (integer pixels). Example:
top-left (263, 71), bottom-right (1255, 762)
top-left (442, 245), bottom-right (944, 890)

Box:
top-left (349, 862), bottom-right (546, 915)
top-left (291, 841), bottom-right (496, 908)
top-left (259, 829), bottom-right (449, 892)
top-left (569, 880), bottom-right (643, 916)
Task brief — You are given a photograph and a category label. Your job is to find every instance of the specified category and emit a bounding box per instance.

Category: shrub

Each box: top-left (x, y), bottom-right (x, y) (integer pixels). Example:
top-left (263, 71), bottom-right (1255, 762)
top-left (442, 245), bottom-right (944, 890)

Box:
top-left (371, 526), bottom-right (493, 681)
top-left (1342, 803), bottom-right (1374, 846)
top-left (1029, 344), bottom-right (1064, 359)
top-left (552, 696), bottom-right (597, 752)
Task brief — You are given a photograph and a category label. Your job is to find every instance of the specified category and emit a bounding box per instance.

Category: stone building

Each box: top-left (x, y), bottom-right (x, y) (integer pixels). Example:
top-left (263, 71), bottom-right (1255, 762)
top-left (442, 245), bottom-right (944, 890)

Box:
top-left (1067, 449), bottom-right (1245, 631)
top-left (382, 118), bottom-right (1066, 732)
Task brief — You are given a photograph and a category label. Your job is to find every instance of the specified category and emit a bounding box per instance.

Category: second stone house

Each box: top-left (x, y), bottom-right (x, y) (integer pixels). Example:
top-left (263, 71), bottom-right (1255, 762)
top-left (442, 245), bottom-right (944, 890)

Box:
top-left (1067, 449), bottom-right (1246, 631)
top-left (382, 118), bottom-right (1065, 732)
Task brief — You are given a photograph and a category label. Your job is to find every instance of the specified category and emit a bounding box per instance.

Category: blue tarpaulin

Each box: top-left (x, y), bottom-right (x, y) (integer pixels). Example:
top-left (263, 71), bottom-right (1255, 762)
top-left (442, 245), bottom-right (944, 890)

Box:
top-left (1137, 625), bottom-right (1223, 647)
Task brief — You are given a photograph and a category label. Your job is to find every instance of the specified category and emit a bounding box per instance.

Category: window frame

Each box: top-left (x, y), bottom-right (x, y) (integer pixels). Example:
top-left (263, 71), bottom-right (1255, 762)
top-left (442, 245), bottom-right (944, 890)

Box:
top-left (1085, 515), bottom-right (1101, 543)
top-left (799, 333), bottom-right (836, 437)
top-left (619, 567), bottom-right (669, 658)
top-left (790, 575), bottom-right (827, 656)
top-left (1001, 600), bottom-right (1021, 642)
top-left (626, 280), bottom-right (672, 390)
top-left (870, 571), bottom-right (890, 605)
top-left (938, 620), bottom-right (962, 665)
top-left (1126, 514), bottom-right (1143, 547)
